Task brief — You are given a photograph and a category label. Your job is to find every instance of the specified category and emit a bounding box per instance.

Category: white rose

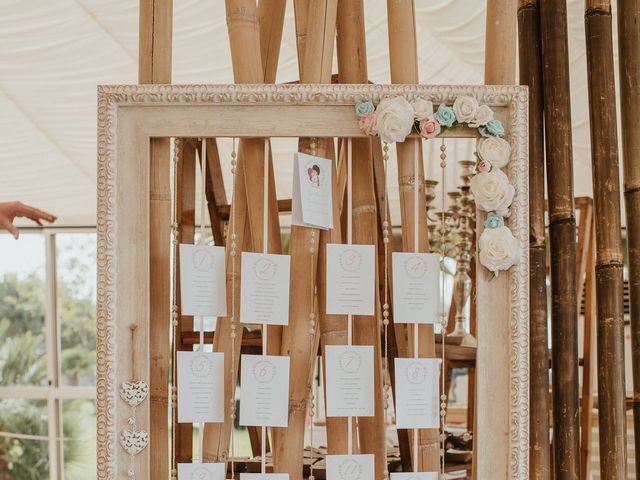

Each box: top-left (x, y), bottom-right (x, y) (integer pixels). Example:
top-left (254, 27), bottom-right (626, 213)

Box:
top-left (411, 98), bottom-right (433, 121)
top-left (477, 137), bottom-right (511, 168)
top-left (375, 96), bottom-right (414, 143)
top-left (478, 226), bottom-right (520, 272)
top-left (469, 168), bottom-right (515, 215)
top-left (469, 104), bottom-right (494, 127)
top-left (453, 95), bottom-right (479, 123)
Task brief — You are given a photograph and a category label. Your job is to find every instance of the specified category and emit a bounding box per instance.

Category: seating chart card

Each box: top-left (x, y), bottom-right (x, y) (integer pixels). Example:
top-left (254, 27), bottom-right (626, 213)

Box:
top-left (177, 351), bottom-right (224, 424)
top-left (178, 463), bottom-right (225, 480)
top-left (179, 244), bottom-right (227, 317)
top-left (390, 473), bottom-right (439, 480)
top-left (239, 354), bottom-right (290, 427)
top-left (394, 358), bottom-right (440, 429)
top-left (292, 152), bottom-right (334, 230)
top-left (325, 244), bottom-right (375, 315)
top-left (392, 252), bottom-right (440, 324)
top-left (240, 252), bottom-right (291, 325)
top-left (325, 345), bottom-right (374, 417)
top-left (240, 474), bottom-right (289, 480)
top-left (326, 454), bottom-right (375, 480)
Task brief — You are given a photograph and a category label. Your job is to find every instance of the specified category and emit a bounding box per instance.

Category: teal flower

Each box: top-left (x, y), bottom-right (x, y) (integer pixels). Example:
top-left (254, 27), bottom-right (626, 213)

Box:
top-left (434, 104), bottom-right (456, 128)
top-left (484, 213), bottom-right (504, 229)
top-left (355, 101), bottom-right (375, 119)
top-left (479, 119), bottom-right (505, 137)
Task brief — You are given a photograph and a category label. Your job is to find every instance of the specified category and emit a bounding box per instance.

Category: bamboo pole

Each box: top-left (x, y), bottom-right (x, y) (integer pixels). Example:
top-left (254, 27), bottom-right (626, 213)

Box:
top-left (617, 1), bottom-right (640, 477)
top-left (585, 1), bottom-right (628, 477)
top-left (259, 0), bottom-right (286, 84)
top-left (539, 1), bottom-right (581, 477)
top-left (271, 2), bottom-right (338, 476)
top-left (517, 1), bottom-right (550, 478)
top-left (386, 0), bottom-right (438, 471)
top-left (175, 139), bottom-right (196, 462)
top-left (138, 1), bottom-right (172, 477)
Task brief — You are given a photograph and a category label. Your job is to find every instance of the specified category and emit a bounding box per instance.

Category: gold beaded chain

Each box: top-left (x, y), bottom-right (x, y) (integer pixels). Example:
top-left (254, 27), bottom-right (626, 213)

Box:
top-left (228, 138), bottom-right (238, 479)
top-left (170, 139), bottom-right (181, 480)
top-left (381, 141), bottom-right (391, 479)
top-left (439, 138), bottom-right (448, 476)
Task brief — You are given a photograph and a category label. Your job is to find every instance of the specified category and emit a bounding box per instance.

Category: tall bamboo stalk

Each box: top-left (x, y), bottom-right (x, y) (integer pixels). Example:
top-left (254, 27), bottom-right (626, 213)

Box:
top-left (585, 1), bottom-right (628, 477)
top-left (386, 0), bottom-right (437, 471)
top-left (517, 1), bottom-right (550, 478)
top-left (271, 2), bottom-right (338, 477)
top-left (617, 1), bottom-right (640, 477)
top-left (139, 1), bottom-right (172, 476)
top-left (539, 1), bottom-right (580, 477)
top-left (337, 2), bottom-right (386, 475)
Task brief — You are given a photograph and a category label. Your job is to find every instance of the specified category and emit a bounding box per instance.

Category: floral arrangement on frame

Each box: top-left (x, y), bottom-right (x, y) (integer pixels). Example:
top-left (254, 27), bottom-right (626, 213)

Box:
top-left (355, 95), bottom-right (519, 276)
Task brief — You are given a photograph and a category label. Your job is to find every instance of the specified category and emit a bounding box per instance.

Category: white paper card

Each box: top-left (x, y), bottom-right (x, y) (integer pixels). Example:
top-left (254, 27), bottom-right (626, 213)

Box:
top-left (392, 252), bottom-right (441, 324)
top-left (326, 244), bottom-right (375, 315)
top-left (292, 152), bottom-right (334, 229)
top-left (326, 454), bottom-right (375, 480)
top-left (240, 252), bottom-right (290, 325)
top-left (177, 351), bottom-right (224, 423)
top-left (178, 463), bottom-right (225, 480)
top-left (394, 358), bottom-right (440, 429)
top-left (240, 474), bottom-right (289, 480)
top-left (179, 244), bottom-right (227, 317)
top-left (240, 355), bottom-right (290, 427)
top-left (325, 345), bottom-right (374, 417)
top-left (390, 473), bottom-right (439, 480)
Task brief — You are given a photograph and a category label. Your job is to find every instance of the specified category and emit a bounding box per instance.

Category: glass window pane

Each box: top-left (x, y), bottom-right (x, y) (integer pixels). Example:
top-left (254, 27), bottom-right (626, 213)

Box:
top-left (62, 399), bottom-right (96, 480)
top-left (56, 233), bottom-right (97, 386)
top-left (0, 398), bottom-right (49, 478)
top-left (0, 233), bottom-right (47, 387)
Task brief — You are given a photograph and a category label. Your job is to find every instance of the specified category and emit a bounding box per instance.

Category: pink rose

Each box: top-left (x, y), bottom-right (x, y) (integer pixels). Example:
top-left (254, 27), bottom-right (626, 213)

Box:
top-left (477, 159), bottom-right (491, 173)
top-left (359, 113), bottom-right (378, 136)
top-left (419, 116), bottom-right (441, 139)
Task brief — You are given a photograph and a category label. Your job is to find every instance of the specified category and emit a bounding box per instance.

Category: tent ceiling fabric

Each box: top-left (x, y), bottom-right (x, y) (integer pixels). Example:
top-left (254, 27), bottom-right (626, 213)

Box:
top-left (0, 0), bottom-right (619, 227)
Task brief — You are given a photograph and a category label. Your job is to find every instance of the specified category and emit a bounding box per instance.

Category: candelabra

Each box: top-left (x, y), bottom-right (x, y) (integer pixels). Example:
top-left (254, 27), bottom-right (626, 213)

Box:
top-left (425, 160), bottom-right (477, 346)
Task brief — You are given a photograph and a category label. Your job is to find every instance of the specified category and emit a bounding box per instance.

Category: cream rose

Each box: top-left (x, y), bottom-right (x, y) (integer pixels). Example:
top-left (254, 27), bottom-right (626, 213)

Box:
top-left (478, 226), bottom-right (520, 272)
top-left (375, 96), bottom-right (414, 143)
top-left (453, 95), bottom-right (479, 123)
top-left (469, 104), bottom-right (494, 127)
top-left (469, 168), bottom-right (515, 215)
top-left (411, 98), bottom-right (434, 121)
top-left (477, 136), bottom-right (511, 168)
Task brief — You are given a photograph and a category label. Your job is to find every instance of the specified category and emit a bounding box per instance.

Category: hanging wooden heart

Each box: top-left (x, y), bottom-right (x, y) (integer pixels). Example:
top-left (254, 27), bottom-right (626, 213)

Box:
top-left (119, 381), bottom-right (149, 407)
top-left (119, 429), bottom-right (149, 456)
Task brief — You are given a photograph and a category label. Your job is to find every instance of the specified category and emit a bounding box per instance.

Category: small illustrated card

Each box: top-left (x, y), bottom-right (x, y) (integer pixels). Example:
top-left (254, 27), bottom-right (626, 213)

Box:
top-left (325, 345), bottom-right (374, 417)
top-left (390, 473), bottom-right (439, 480)
top-left (179, 244), bottom-right (227, 317)
top-left (326, 454), bottom-right (375, 480)
top-left (240, 475), bottom-right (289, 480)
top-left (177, 351), bottom-right (224, 424)
top-left (394, 358), bottom-right (441, 429)
top-left (326, 244), bottom-right (375, 315)
top-left (239, 354), bottom-right (290, 427)
top-left (392, 252), bottom-right (440, 324)
top-left (240, 252), bottom-right (291, 325)
top-left (292, 152), bottom-right (334, 229)
top-left (178, 463), bottom-right (225, 480)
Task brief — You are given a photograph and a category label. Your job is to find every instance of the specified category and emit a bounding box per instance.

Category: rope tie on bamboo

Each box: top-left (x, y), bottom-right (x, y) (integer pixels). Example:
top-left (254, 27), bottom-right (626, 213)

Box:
top-left (381, 141), bottom-right (391, 479)
top-left (439, 139), bottom-right (448, 475)
top-left (169, 139), bottom-right (180, 480)
top-left (347, 138), bottom-right (354, 456)
top-left (228, 138), bottom-right (238, 479)
top-left (261, 138), bottom-right (269, 475)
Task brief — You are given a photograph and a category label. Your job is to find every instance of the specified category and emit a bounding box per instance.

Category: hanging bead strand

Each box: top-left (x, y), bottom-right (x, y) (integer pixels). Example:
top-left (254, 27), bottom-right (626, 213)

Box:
top-left (229, 138), bottom-right (238, 479)
top-left (381, 141), bottom-right (391, 479)
top-left (170, 139), bottom-right (181, 480)
top-left (439, 138), bottom-right (448, 475)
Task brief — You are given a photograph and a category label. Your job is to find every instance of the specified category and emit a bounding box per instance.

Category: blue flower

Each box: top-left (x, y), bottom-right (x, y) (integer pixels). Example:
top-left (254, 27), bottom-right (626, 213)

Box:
top-left (434, 104), bottom-right (456, 128)
top-left (479, 119), bottom-right (505, 137)
top-left (484, 213), bottom-right (504, 229)
top-left (355, 101), bottom-right (375, 119)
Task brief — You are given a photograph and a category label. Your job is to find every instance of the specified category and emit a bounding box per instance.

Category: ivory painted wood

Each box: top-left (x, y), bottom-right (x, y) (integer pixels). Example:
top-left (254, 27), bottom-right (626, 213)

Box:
top-left (96, 83), bottom-right (529, 480)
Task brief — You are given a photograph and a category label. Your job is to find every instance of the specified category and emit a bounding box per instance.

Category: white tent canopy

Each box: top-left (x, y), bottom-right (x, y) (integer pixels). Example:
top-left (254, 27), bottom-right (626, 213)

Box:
top-left (0, 0), bottom-right (618, 227)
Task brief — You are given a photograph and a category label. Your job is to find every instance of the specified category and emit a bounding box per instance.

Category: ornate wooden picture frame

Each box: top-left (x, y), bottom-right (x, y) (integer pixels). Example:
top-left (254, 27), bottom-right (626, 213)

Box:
top-left (97, 84), bottom-right (529, 479)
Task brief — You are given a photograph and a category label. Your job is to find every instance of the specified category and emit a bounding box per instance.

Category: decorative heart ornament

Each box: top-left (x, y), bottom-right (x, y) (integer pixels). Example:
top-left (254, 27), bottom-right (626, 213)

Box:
top-left (119, 381), bottom-right (149, 407)
top-left (119, 429), bottom-right (149, 456)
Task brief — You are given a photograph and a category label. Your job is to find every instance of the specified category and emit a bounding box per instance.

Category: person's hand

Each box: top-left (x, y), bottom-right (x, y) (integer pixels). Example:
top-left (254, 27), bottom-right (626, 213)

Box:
top-left (0, 202), bottom-right (57, 239)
